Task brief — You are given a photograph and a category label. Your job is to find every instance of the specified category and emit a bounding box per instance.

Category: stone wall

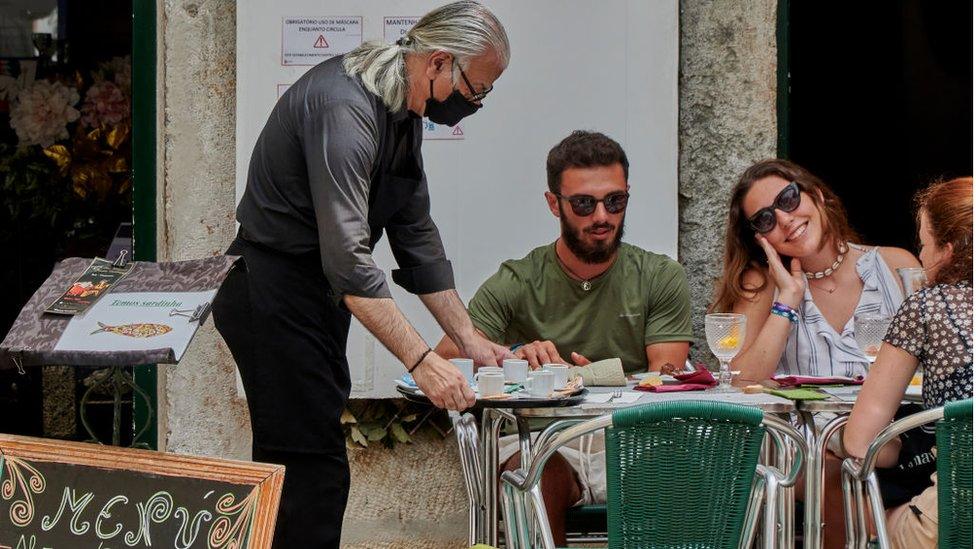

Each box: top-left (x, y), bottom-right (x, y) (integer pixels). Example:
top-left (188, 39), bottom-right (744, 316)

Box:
top-left (157, 0), bottom-right (250, 459)
top-left (677, 0), bottom-right (779, 361)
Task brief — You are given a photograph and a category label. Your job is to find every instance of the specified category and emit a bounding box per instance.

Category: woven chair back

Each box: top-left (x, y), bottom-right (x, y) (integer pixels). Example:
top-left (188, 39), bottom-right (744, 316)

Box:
top-left (604, 400), bottom-right (765, 548)
top-left (937, 398), bottom-right (973, 548)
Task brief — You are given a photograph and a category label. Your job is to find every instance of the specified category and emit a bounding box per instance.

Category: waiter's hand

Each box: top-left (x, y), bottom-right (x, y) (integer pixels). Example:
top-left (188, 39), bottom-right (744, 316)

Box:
top-left (413, 352), bottom-right (476, 411)
top-left (460, 333), bottom-right (516, 367)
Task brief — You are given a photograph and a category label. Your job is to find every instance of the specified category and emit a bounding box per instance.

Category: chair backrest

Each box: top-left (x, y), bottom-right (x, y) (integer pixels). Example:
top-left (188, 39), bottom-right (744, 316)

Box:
top-left (604, 400), bottom-right (766, 548)
top-left (937, 398), bottom-right (973, 548)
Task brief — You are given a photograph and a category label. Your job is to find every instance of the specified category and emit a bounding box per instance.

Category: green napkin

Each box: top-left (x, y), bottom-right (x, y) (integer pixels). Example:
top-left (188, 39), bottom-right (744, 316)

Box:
top-left (570, 357), bottom-right (627, 387)
top-left (767, 387), bottom-right (829, 400)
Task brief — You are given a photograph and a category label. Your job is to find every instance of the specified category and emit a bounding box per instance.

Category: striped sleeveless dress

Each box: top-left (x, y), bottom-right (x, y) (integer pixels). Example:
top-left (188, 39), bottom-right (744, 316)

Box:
top-left (776, 244), bottom-right (906, 378)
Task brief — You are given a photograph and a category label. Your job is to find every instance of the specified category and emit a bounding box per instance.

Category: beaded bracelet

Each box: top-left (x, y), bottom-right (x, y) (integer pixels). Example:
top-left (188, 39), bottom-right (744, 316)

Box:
top-left (770, 308), bottom-right (798, 323)
top-left (772, 301), bottom-right (798, 315)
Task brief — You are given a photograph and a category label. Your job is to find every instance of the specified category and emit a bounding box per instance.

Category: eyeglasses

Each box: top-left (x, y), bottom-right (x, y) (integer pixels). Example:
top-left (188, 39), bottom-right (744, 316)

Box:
top-left (748, 181), bottom-right (802, 234)
top-left (554, 191), bottom-right (630, 216)
top-left (457, 63), bottom-right (492, 102)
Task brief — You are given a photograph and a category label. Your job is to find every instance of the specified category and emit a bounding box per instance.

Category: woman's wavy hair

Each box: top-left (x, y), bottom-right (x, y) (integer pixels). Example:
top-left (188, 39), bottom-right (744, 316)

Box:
top-left (711, 159), bottom-right (860, 312)
top-left (343, 1), bottom-right (509, 112)
top-left (915, 176), bottom-right (973, 286)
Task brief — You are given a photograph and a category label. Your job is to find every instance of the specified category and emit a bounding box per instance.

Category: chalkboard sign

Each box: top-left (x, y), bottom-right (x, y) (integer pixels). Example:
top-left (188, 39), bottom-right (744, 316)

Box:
top-left (0, 434), bottom-right (284, 548)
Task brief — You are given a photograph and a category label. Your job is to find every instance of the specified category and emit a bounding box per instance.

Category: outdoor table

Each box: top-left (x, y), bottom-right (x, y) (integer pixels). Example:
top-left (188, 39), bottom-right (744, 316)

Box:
top-left (472, 384), bottom-right (797, 547)
top-left (797, 386), bottom-right (922, 549)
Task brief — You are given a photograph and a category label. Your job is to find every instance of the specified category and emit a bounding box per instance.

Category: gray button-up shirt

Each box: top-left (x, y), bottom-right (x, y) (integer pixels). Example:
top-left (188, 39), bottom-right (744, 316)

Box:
top-left (237, 56), bottom-right (454, 303)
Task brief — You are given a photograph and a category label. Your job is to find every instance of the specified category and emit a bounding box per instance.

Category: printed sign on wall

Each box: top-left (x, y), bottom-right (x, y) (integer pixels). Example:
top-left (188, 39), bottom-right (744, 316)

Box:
top-left (383, 16), bottom-right (419, 43)
top-left (281, 16), bottom-right (363, 66)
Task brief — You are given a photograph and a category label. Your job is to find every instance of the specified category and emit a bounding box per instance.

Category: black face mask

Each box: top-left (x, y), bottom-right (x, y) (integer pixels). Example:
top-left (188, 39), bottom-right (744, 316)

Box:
top-left (424, 79), bottom-right (481, 126)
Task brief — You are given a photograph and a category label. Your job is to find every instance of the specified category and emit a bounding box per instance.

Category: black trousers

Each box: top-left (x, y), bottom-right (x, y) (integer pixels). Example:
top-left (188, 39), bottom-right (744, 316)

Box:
top-left (213, 237), bottom-right (352, 548)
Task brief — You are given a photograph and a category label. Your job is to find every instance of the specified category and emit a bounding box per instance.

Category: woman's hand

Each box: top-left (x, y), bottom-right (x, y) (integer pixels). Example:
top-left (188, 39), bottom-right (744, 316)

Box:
top-left (756, 235), bottom-right (805, 307)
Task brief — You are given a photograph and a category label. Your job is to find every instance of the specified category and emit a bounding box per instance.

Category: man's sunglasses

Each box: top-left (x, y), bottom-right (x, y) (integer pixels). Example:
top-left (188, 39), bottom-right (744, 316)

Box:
top-left (554, 191), bottom-right (630, 216)
top-left (748, 181), bottom-right (802, 234)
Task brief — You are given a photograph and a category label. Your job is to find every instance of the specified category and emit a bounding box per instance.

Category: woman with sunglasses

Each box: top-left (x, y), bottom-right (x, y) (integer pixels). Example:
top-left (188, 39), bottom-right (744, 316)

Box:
top-left (713, 158), bottom-right (920, 384)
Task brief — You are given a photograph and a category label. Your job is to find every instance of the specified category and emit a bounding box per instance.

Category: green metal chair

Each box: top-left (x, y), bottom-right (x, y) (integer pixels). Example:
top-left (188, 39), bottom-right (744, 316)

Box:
top-left (840, 398), bottom-right (973, 549)
top-left (500, 401), bottom-right (806, 549)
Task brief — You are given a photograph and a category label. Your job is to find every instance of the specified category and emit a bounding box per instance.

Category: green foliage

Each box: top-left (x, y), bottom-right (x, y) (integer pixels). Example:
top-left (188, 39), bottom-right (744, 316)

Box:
top-left (342, 399), bottom-right (444, 450)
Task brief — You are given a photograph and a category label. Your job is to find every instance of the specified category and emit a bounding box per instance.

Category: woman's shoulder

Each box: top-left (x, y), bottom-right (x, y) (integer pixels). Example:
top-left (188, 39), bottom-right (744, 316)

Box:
top-left (873, 245), bottom-right (921, 270)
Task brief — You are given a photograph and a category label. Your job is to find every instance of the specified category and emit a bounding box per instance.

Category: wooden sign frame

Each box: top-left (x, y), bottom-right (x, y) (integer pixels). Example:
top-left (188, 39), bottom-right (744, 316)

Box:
top-left (0, 434), bottom-right (284, 549)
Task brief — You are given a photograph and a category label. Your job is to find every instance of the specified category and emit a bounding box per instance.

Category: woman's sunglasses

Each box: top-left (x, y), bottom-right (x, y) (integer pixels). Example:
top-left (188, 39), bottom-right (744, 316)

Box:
top-left (748, 181), bottom-right (802, 234)
top-left (555, 191), bottom-right (630, 216)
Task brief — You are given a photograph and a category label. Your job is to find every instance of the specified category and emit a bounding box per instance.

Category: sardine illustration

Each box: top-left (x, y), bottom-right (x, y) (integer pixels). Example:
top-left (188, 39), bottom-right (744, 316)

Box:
top-left (91, 322), bottom-right (173, 338)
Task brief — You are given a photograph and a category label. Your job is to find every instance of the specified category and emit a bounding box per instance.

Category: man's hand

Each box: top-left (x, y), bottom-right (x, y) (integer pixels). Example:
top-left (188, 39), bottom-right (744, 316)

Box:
top-left (516, 340), bottom-right (567, 368)
top-left (412, 352), bottom-right (476, 411)
top-left (459, 332), bottom-right (515, 367)
top-left (570, 352), bottom-right (591, 366)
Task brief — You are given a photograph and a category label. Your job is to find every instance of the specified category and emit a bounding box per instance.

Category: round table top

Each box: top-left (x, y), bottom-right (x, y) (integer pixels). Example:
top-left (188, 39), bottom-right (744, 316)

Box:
top-left (512, 385), bottom-right (796, 417)
top-left (395, 385), bottom-right (588, 410)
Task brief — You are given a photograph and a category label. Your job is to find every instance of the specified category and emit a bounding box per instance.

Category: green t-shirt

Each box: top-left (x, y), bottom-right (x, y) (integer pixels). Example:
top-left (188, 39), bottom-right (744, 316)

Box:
top-left (468, 242), bottom-right (694, 374)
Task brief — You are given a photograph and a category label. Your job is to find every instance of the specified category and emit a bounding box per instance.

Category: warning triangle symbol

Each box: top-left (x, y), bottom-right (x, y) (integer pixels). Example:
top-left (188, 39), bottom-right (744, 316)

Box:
top-left (313, 35), bottom-right (329, 49)
top-left (451, 125), bottom-right (464, 136)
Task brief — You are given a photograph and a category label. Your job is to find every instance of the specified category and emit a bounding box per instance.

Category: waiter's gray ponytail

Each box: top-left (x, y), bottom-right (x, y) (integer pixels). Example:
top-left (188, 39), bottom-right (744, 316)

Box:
top-left (343, 1), bottom-right (510, 112)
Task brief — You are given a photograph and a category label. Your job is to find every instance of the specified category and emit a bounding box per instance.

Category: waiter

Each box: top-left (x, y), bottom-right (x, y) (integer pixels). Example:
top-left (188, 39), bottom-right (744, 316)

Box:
top-left (212, 2), bottom-right (512, 546)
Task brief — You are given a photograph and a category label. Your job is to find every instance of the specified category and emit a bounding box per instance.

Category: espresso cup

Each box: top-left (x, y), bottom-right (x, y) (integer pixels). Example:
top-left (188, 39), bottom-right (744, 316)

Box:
top-left (525, 370), bottom-right (555, 398)
top-left (475, 371), bottom-right (505, 397)
top-left (502, 359), bottom-right (529, 383)
top-left (450, 358), bottom-right (475, 384)
top-left (543, 364), bottom-right (570, 388)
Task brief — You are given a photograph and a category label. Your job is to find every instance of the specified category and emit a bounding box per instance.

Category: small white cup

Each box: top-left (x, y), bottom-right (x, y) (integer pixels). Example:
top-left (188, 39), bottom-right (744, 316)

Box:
top-left (543, 364), bottom-right (570, 388)
top-left (450, 358), bottom-right (475, 384)
top-left (502, 359), bottom-right (529, 383)
top-left (525, 370), bottom-right (555, 398)
top-left (475, 371), bottom-right (505, 397)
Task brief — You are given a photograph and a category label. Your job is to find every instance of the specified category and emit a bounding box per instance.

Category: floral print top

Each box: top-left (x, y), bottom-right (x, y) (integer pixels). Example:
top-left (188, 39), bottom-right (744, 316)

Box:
top-left (884, 282), bottom-right (974, 409)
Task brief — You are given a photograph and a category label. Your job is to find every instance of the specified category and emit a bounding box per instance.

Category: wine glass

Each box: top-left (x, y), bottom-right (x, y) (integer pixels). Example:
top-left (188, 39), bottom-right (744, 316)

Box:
top-left (854, 313), bottom-right (893, 364)
top-left (705, 313), bottom-right (746, 392)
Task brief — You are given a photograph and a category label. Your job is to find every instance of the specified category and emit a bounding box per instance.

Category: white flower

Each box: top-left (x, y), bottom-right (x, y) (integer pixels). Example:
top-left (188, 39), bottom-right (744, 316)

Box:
top-left (80, 80), bottom-right (129, 128)
top-left (9, 80), bottom-right (80, 147)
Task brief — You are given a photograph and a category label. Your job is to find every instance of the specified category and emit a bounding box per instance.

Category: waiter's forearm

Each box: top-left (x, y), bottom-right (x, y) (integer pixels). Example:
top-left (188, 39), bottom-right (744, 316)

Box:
top-left (419, 289), bottom-right (477, 348)
top-left (344, 295), bottom-right (430, 368)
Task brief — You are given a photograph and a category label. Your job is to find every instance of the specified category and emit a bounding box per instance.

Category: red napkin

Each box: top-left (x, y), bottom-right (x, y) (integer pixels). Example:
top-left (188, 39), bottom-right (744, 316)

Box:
top-left (634, 365), bottom-right (717, 393)
top-left (773, 374), bottom-right (864, 387)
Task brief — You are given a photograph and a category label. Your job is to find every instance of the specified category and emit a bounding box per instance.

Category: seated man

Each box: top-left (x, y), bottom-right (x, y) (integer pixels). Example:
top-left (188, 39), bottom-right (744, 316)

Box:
top-left (436, 130), bottom-right (693, 544)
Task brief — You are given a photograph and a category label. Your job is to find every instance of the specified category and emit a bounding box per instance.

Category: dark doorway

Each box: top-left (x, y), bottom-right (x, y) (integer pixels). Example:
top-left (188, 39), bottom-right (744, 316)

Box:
top-left (782, 1), bottom-right (973, 252)
top-left (0, 1), bottom-right (135, 442)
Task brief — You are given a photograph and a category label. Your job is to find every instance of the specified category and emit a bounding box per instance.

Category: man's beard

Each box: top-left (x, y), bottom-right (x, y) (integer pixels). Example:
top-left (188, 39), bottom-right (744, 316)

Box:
top-left (559, 207), bottom-right (625, 264)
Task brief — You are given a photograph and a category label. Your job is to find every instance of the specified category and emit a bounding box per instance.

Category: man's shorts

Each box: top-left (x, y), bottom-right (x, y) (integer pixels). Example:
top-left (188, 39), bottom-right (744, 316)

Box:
top-left (498, 431), bottom-right (607, 506)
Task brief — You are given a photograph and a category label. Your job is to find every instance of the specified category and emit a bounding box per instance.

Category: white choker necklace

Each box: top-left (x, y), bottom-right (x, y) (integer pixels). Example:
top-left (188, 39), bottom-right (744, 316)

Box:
top-left (804, 243), bottom-right (849, 279)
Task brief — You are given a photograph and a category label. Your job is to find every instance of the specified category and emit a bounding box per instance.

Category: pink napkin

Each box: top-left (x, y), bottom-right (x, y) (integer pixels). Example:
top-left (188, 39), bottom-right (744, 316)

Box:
top-left (634, 365), bottom-right (717, 393)
top-left (637, 383), bottom-right (711, 393)
top-left (773, 374), bottom-right (864, 387)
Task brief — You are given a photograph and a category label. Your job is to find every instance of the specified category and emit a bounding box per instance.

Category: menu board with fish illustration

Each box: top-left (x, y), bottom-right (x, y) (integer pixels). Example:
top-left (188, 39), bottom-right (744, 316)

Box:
top-left (1, 255), bottom-right (238, 369)
top-left (53, 291), bottom-right (217, 361)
